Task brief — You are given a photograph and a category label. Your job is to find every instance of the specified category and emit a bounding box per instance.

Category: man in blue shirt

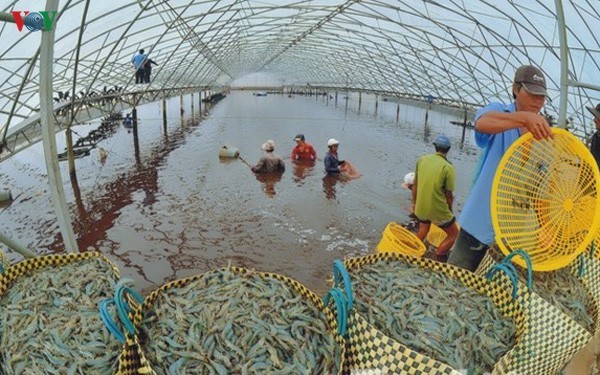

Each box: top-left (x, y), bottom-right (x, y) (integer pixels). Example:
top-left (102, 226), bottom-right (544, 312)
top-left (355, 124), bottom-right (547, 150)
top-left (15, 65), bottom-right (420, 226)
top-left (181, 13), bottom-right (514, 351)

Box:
top-left (131, 49), bottom-right (147, 84)
top-left (447, 65), bottom-right (553, 271)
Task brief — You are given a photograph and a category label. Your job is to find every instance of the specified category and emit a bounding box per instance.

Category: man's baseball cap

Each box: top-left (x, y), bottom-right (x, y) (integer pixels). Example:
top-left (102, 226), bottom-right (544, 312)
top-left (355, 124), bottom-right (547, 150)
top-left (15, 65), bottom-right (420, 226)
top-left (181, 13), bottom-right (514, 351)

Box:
top-left (433, 134), bottom-right (451, 149)
top-left (586, 103), bottom-right (600, 121)
top-left (514, 65), bottom-right (547, 96)
top-left (294, 134), bottom-right (305, 141)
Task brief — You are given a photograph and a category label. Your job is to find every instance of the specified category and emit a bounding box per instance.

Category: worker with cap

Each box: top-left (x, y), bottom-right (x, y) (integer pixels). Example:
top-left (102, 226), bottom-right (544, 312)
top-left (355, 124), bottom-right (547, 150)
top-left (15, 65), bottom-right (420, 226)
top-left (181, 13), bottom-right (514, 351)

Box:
top-left (324, 138), bottom-right (345, 175)
top-left (251, 140), bottom-right (285, 174)
top-left (291, 134), bottom-right (317, 162)
top-left (412, 134), bottom-right (458, 256)
top-left (448, 64), bottom-right (553, 271)
top-left (587, 103), bottom-right (600, 167)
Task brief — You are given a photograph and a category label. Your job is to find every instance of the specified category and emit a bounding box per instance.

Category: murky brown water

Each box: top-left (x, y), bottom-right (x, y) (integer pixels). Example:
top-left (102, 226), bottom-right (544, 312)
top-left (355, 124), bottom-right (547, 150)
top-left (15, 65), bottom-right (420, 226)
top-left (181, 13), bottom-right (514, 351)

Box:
top-left (0, 91), bottom-right (480, 295)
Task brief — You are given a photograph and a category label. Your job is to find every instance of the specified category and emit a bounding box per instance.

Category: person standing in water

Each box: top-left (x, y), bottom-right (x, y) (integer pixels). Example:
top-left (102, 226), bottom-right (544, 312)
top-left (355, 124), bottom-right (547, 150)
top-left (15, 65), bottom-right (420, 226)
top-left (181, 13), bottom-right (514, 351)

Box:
top-left (412, 135), bottom-right (459, 256)
top-left (291, 134), bottom-right (317, 162)
top-left (251, 140), bottom-right (285, 174)
top-left (448, 65), bottom-right (553, 271)
top-left (324, 138), bottom-right (344, 175)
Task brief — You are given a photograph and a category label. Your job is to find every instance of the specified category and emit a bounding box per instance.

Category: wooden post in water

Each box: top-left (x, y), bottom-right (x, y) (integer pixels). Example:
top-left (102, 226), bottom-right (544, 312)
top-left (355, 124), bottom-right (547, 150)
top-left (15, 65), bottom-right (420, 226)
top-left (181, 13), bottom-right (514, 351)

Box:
top-left (162, 98), bottom-right (167, 133)
top-left (65, 128), bottom-right (76, 177)
top-left (358, 92), bottom-right (362, 113)
top-left (132, 107), bottom-right (138, 130)
top-left (132, 107), bottom-right (140, 165)
top-left (396, 101), bottom-right (400, 122)
top-left (335, 91), bottom-right (338, 106)
top-left (180, 94), bottom-right (184, 127)
top-left (326, 91), bottom-right (329, 106)
top-left (375, 94), bottom-right (378, 116)
top-left (191, 93), bottom-right (194, 122)
top-left (461, 107), bottom-right (468, 146)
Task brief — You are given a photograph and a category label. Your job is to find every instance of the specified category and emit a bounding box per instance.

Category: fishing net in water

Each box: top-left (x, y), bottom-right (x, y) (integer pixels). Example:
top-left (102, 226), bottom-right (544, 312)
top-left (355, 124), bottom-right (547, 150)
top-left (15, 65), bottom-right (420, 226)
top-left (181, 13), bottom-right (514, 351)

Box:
top-left (118, 267), bottom-right (344, 374)
top-left (0, 253), bottom-right (121, 374)
top-left (350, 259), bottom-right (515, 374)
top-left (340, 160), bottom-right (361, 179)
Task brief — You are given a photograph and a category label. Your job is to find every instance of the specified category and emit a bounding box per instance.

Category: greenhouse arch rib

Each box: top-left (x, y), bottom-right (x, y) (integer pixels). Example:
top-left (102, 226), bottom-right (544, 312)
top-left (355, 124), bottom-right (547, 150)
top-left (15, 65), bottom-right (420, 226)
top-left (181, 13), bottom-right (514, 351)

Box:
top-left (0, 0), bottom-right (599, 253)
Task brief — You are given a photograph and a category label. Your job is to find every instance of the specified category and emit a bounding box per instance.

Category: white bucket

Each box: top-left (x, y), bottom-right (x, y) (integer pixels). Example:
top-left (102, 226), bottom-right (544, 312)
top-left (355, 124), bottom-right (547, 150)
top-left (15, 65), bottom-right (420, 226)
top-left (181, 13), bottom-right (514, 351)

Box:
top-left (219, 146), bottom-right (240, 158)
top-left (0, 190), bottom-right (12, 202)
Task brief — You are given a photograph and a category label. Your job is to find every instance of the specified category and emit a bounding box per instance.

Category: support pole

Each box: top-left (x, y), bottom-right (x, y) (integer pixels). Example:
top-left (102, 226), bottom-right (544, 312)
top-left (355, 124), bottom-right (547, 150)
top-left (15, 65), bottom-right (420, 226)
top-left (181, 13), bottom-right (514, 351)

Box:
top-left (0, 12), bottom-right (16, 24)
top-left (40, 0), bottom-right (77, 253)
top-left (358, 92), bottom-right (362, 113)
top-left (162, 98), bottom-right (167, 132)
top-left (132, 107), bottom-right (140, 165)
top-left (65, 128), bottom-right (76, 177)
top-left (191, 93), bottom-right (194, 122)
top-left (554, 0), bottom-right (568, 129)
top-left (0, 231), bottom-right (36, 258)
top-left (396, 102), bottom-right (400, 122)
top-left (461, 107), bottom-right (468, 146)
top-left (180, 94), bottom-right (184, 127)
top-left (375, 94), bottom-right (378, 116)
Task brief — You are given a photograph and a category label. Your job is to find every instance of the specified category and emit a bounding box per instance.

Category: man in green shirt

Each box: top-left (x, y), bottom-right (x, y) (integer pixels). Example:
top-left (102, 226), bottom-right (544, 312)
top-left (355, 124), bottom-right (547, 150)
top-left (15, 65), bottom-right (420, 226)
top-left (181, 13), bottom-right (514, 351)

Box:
top-left (412, 135), bottom-right (459, 256)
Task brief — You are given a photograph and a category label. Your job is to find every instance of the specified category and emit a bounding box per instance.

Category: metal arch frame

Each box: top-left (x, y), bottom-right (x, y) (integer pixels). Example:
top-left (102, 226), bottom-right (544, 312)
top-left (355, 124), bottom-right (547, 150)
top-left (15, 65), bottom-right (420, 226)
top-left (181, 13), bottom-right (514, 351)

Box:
top-left (40, 0), bottom-right (78, 253)
top-left (2, 0), bottom-right (597, 254)
top-left (0, 4), bottom-right (598, 150)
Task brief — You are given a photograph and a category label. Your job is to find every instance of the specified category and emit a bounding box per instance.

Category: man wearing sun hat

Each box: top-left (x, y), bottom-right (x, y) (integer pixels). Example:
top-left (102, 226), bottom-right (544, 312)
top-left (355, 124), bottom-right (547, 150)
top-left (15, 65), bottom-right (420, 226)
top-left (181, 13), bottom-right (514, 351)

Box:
top-left (448, 64), bottom-right (554, 271)
top-left (587, 103), bottom-right (600, 167)
top-left (412, 134), bottom-right (458, 256)
top-left (251, 139), bottom-right (285, 174)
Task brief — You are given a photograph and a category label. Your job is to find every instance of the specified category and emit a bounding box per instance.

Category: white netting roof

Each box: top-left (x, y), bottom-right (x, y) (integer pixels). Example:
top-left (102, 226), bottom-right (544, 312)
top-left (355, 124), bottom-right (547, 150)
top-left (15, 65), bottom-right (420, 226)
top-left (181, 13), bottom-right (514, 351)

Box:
top-left (1, 0), bottom-right (600, 159)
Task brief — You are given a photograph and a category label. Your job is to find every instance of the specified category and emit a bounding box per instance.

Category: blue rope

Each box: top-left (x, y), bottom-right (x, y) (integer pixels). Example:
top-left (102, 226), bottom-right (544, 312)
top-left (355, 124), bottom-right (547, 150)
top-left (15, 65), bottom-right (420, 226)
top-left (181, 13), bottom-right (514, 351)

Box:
top-left (485, 263), bottom-right (519, 300)
top-left (578, 253), bottom-right (586, 278)
top-left (0, 264), bottom-right (4, 274)
top-left (322, 288), bottom-right (348, 337)
top-left (98, 298), bottom-right (125, 344)
top-left (333, 260), bottom-right (353, 310)
top-left (504, 249), bottom-right (533, 289)
top-left (114, 284), bottom-right (144, 336)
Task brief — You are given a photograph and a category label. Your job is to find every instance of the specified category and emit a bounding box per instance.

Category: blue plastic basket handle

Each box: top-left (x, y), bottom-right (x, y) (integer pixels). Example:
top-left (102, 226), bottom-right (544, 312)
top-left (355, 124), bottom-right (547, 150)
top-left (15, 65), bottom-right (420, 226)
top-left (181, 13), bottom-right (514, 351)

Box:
top-left (98, 298), bottom-right (126, 344)
top-left (577, 240), bottom-right (596, 277)
top-left (485, 263), bottom-right (519, 300)
top-left (322, 288), bottom-right (348, 337)
top-left (578, 253), bottom-right (586, 278)
top-left (114, 283), bottom-right (144, 336)
top-left (503, 249), bottom-right (533, 289)
top-left (333, 259), bottom-right (354, 310)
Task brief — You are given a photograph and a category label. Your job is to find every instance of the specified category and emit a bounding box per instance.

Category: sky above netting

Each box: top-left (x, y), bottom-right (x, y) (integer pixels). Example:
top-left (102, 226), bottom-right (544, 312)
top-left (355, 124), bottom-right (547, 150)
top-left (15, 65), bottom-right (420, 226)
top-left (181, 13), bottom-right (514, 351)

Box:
top-left (1, 0), bottom-right (600, 156)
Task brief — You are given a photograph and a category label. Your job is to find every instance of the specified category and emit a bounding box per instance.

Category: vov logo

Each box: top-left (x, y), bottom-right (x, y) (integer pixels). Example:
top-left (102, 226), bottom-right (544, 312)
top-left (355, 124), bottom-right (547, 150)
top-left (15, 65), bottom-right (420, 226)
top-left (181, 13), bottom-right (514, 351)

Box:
top-left (11, 11), bottom-right (58, 32)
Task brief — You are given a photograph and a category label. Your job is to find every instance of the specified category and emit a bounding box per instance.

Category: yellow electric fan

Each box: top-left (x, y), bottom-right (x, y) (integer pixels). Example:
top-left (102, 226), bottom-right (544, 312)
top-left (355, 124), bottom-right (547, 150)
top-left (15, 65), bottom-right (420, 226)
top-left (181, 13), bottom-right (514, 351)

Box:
top-left (376, 222), bottom-right (426, 257)
top-left (426, 223), bottom-right (460, 249)
top-left (491, 128), bottom-right (600, 271)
